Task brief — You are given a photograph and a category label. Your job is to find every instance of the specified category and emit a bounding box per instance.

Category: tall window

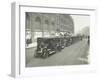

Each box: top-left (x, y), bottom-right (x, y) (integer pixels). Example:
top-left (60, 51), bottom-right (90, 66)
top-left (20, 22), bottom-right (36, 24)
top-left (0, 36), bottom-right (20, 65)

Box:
top-left (26, 13), bottom-right (30, 29)
top-left (43, 19), bottom-right (49, 31)
top-left (34, 16), bottom-right (41, 31)
top-left (32, 16), bottom-right (42, 45)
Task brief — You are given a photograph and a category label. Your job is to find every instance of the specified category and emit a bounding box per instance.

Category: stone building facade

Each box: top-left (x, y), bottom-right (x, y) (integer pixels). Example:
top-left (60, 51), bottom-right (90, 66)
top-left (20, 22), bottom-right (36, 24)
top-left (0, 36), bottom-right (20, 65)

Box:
top-left (26, 12), bottom-right (74, 42)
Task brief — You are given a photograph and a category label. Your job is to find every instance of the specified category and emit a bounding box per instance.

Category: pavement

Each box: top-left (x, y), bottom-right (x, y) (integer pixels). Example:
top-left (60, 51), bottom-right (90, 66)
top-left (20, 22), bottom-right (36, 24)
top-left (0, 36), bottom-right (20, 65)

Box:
top-left (26, 39), bottom-right (89, 67)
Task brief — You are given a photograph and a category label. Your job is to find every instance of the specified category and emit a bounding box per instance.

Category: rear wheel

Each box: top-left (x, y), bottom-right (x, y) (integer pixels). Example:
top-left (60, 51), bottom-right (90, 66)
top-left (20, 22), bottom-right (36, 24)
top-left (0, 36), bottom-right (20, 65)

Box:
top-left (42, 48), bottom-right (49, 58)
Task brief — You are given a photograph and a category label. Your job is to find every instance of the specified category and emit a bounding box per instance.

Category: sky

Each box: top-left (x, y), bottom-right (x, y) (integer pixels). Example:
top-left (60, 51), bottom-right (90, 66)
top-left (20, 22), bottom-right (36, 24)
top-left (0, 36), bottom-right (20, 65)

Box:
top-left (71, 15), bottom-right (90, 34)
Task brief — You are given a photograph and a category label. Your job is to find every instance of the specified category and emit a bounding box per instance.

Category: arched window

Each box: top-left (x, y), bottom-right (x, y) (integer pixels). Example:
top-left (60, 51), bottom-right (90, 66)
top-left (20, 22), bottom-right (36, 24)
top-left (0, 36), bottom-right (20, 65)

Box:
top-left (43, 19), bottom-right (49, 31)
top-left (35, 16), bottom-right (41, 23)
top-left (45, 20), bottom-right (49, 25)
top-left (33, 16), bottom-right (41, 31)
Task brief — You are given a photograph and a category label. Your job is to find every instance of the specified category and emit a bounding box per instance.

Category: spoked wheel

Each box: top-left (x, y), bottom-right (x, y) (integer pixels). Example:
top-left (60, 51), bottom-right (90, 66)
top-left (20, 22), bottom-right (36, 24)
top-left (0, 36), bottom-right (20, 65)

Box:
top-left (42, 48), bottom-right (49, 58)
